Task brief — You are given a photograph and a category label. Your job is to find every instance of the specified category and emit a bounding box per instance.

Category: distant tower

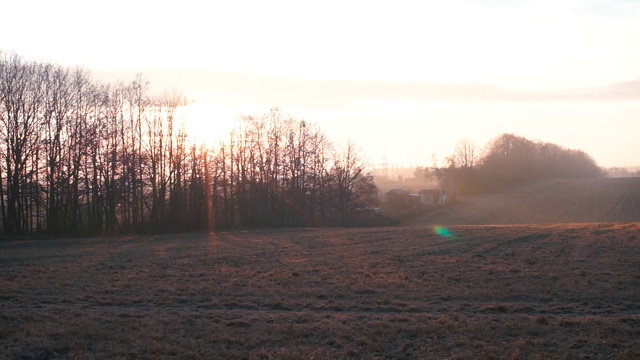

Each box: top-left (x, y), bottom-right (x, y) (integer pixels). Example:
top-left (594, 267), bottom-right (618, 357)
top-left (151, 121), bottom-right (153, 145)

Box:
top-left (378, 144), bottom-right (389, 179)
top-left (382, 152), bottom-right (389, 179)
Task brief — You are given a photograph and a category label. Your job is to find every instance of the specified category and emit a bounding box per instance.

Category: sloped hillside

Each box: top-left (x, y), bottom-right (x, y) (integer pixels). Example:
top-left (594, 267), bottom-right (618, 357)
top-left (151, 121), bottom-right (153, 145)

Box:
top-left (406, 177), bottom-right (640, 225)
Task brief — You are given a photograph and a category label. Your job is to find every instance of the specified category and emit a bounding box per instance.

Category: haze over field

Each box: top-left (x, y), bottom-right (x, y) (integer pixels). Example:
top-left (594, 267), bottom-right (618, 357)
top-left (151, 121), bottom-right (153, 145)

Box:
top-left (3, 3), bottom-right (640, 357)
top-left (3, 0), bottom-right (639, 168)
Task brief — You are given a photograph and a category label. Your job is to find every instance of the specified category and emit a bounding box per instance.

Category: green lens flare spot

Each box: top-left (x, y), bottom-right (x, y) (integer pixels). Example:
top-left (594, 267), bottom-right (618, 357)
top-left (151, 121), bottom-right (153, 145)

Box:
top-left (434, 226), bottom-right (454, 238)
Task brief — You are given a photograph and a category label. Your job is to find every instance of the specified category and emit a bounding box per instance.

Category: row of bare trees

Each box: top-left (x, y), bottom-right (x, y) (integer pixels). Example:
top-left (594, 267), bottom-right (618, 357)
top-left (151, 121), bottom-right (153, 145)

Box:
top-left (212, 111), bottom-right (377, 228)
top-left (419, 134), bottom-right (602, 197)
top-left (480, 134), bottom-right (602, 183)
top-left (0, 52), bottom-right (377, 235)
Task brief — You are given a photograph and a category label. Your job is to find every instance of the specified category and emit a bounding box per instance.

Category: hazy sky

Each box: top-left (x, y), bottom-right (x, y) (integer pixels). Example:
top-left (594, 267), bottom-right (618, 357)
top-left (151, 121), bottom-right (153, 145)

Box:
top-left (3, 0), bottom-right (639, 167)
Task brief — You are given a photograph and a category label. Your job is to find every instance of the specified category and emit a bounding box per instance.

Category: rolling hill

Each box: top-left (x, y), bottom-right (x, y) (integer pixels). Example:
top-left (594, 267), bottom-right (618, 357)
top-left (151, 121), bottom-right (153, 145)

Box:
top-left (406, 177), bottom-right (640, 225)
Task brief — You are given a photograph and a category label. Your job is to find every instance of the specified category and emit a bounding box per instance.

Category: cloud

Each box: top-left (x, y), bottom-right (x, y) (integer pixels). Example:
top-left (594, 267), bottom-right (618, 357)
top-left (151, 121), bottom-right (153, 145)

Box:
top-left (565, 80), bottom-right (640, 101)
top-left (93, 69), bottom-right (640, 110)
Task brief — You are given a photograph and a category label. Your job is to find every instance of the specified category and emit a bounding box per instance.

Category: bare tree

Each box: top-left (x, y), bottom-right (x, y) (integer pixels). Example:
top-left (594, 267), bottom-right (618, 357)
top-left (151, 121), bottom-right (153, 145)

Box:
top-left (146, 91), bottom-right (183, 231)
top-left (0, 54), bottom-right (45, 234)
top-left (453, 139), bottom-right (477, 169)
top-left (330, 142), bottom-right (377, 225)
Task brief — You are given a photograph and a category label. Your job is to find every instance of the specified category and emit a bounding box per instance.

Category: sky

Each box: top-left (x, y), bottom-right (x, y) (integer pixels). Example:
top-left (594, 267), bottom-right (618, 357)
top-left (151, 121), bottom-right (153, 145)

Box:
top-left (2, 0), bottom-right (640, 168)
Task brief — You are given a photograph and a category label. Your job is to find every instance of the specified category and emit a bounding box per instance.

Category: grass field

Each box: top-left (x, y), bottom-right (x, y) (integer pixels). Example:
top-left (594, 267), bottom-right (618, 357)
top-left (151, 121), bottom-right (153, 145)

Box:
top-left (1, 223), bottom-right (639, 359)
top-left (407, 177), bottom-right (640, 226)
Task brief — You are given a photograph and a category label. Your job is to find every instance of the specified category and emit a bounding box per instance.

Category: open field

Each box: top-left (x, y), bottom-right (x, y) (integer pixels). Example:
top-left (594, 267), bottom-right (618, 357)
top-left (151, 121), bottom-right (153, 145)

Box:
top-left (407, 177), bottom-right (640, 226)
top-left (1, 223), bottom-right (640, 359)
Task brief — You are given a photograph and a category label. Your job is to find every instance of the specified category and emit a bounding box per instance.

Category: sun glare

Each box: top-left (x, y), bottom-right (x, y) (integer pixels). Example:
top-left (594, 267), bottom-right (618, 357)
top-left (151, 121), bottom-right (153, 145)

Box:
top-left (176, 104), bottom-right (242, 147)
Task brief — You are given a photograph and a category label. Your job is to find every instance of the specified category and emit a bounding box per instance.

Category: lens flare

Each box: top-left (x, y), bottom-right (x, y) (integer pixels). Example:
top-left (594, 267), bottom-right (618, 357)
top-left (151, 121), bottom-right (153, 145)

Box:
top-left (434, 226), bottom-right (454, 238)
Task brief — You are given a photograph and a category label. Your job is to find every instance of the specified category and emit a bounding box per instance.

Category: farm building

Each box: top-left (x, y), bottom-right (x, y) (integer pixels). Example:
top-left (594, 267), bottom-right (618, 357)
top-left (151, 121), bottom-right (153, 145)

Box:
top-left (385, 189), bottom-right (409, 207)
top-left (419, 189), bottom-right (446, 206)
top-left (409, 194), bottom-right (421, 207)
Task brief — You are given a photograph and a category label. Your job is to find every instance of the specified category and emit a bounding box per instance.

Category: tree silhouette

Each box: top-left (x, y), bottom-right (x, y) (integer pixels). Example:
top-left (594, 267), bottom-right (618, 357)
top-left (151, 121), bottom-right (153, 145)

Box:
top-left (0, 49), bottom-right (376, 235)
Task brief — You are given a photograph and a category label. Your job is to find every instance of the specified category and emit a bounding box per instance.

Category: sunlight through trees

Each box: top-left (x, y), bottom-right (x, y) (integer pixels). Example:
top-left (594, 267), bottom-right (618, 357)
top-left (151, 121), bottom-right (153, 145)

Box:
top-left (0, 53), bottom-right (377, 235)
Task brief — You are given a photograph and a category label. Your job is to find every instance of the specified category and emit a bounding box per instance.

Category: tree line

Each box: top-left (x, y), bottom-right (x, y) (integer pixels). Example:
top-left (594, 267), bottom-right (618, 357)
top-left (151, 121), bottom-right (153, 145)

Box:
top-left (419, 133), bottom-right (602, 197)
top-left (0, 52), bottom-right (377, 236)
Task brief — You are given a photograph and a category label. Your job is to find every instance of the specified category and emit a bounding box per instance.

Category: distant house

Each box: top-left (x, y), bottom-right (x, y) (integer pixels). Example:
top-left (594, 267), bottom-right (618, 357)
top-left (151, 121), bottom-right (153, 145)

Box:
top-left (409, 194), bottom-right (421, 207)
top-left (419, 189), bottom-right (446, 206)
top-left (385, 189), bottom-right (409, 207)
top-left (386, 188), bottom-right (448, 210)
